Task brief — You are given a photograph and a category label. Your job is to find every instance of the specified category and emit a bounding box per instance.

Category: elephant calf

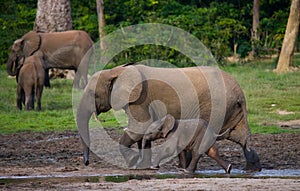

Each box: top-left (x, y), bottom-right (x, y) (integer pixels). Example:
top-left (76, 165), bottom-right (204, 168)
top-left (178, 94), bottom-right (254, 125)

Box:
top-left (17, 55), bottom-right (45, 111)
top-left (142, 114), bottom-right (232, 173)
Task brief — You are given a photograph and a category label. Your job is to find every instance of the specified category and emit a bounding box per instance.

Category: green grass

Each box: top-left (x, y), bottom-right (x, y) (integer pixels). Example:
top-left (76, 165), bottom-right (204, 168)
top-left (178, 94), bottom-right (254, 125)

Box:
top-left (0, 57), bottom-right (299, 134)
top-left (0, 64), bottom-right (127, 134)
top-left (0, 65), bottom-right (76, 133)
top-left (222, 57), bottom-right (300, 134)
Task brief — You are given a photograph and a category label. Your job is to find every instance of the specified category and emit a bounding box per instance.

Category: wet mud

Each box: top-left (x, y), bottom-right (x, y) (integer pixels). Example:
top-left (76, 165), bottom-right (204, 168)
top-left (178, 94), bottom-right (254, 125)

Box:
top-left (0, 130), bottom-right (299, 190)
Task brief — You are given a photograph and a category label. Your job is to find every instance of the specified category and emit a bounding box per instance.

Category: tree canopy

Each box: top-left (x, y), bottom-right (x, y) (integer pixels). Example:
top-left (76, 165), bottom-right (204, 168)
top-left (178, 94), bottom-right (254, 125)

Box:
top-left (0, 0), bottom-right (296, 66)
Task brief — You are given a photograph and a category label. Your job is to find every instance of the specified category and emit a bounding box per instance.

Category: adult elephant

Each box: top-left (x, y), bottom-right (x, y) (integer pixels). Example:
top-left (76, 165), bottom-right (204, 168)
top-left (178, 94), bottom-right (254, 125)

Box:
top-left (7, 30), bottom-right (93, 88)
top-left (76, 64), bottom-right (261, 171)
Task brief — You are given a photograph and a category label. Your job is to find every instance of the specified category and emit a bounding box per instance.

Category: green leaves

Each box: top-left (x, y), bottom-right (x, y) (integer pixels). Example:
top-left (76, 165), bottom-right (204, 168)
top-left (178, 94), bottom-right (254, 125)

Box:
top-left (0, 0), bottom-right (295, 67)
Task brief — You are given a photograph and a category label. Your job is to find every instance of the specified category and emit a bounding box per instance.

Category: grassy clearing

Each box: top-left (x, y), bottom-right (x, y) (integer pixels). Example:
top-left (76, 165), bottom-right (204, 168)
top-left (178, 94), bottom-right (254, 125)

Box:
top-left (0, 57), bottom-right (299, 134)
top-left (222, 57), bottom-right (300, 134)
top-left (0, 65), bottom-right (76, 133)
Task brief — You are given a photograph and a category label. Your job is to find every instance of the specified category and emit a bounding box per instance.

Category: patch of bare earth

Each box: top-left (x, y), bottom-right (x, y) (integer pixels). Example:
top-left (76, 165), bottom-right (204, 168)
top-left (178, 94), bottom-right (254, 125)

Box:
top-left (0, 130), bottom-right (299, 190)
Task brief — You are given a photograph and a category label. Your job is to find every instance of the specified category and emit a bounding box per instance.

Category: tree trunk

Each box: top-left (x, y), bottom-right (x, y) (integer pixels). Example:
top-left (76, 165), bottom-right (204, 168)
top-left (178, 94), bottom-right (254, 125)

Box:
top-left (275, 0), bottom-right (300, 73)
top-left (96, 0), bottom-right (107, 50)
top-left (34, 0), bottom-right (72, 32)
top-left (34, 0), bottom-right (73, 79)
top-left (250, 0), bottom-right (260, 58)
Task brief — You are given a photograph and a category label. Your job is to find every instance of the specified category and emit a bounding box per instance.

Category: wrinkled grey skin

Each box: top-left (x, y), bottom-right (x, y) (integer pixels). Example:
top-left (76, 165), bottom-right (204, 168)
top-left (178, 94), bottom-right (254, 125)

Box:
top-left (16, 55), bottom-right (45, 111)
top-left (142, 115), bottom-right (232, 173)
top-left (76, 64), bottom-right (261, 171)
top-left (7, 30), bottom-right (93, 88)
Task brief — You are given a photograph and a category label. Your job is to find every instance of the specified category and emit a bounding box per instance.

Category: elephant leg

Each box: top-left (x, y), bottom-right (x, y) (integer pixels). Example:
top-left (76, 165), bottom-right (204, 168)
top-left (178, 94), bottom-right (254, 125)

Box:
top-left (206, 145), bottom-right (232, 174)
top-left (74, 69), bottom-right (81, 89)
top-left (78, 62), bottom-right (89, 88)
top-left (185, 151), bottom-right (201, 173)
top-left (119, 132), bottom-right (140, 168)
top-left (135, 140), bottom-right (152, 169)
top-left (178, 150), bottom-right (192, 169)
top-left (178, 151), bottom-right (187, 168)
top-left (36, 86), bottom-right (43, 111)
top-left (24, 93), bottom-right (31, 110)
top-left (30, 90), bottom-right (35, 110)
top-left (23, 85), bottom-right (33, 110)
top-left (152, 144), bottom-right (177, 168)
top-left (185, 150), bottom-right (192, 168)
top-left (82, 72), bottom-right (88, 88)
top-left (228, 118), bottom-right (261, 171)
top-left (44, 68), bottom-right (50, 88)
top-left (78, 51), bottom-right (90, 88)
top-left (16, 85), bottom-right (23, 110)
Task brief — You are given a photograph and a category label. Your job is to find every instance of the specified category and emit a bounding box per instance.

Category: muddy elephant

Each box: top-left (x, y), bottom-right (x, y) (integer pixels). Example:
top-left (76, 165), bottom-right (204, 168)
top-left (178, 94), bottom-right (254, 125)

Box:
top-left (7, 30), bottom-right (93, 88)
top-left (142, 114), bottom-right (232, 173)
top-left (76, 64), bottom-right (261, 171)
top-left (16, 55), bottom-right (45, 111)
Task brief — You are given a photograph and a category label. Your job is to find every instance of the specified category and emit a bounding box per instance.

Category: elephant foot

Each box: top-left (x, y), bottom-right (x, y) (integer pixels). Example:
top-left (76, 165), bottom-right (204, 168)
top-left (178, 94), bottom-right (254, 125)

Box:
top-left (150, 165), bottom-right (159, 170)
top-left (225, 164), bottom-right (232, 174)
top-left (134, 160), bottom-right (151, 169)
top-left (182, 168), bottom-right (195, 174)
top-left (130, 165), bottom-right (158, 170)
top-left (245, 162), bottom-right (262, 172)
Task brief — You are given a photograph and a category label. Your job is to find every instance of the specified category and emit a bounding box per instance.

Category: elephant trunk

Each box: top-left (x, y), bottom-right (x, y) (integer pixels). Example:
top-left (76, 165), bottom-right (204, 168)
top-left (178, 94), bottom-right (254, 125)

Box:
top-left (119, 132), bottom-right (140, 168)
top-left (142, 136), bottom-right (147, 149)
top-left (7, 53), bottom-right (19, 76)
top-left (76, 98), bottom-right (94, 166)
top-left (135, 137), bottom-right (152, 169)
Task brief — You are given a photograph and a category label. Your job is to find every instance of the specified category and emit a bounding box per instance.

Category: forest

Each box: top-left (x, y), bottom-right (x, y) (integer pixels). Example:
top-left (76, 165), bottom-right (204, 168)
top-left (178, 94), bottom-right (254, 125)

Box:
top-left (0, 0), bottom-right (298, 67)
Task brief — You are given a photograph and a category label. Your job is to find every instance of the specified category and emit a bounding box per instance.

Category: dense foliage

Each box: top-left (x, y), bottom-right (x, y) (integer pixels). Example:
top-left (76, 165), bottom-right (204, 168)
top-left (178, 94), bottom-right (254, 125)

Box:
top-left (0, 0), bottom-right (295, 66)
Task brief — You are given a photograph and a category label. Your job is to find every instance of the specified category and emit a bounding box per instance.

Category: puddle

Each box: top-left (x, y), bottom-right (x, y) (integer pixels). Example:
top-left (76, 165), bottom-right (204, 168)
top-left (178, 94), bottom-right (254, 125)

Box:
top-left (254, 169), bottom-right (300, 177)
top-left (1, 169), bottom-right (299, 185)
top-left (195, 169), bottom-right (300, 177)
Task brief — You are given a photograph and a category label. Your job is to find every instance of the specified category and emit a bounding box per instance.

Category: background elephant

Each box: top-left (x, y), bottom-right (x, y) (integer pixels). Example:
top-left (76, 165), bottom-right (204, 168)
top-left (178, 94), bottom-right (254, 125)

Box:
top-left (7, 30), bottom-right (93, 88)
top-left (76, 64), bottom-right (261, 171)
top-left (142, 114), bottom-right (232, 173)
top-left (16, 55), bottom-right (45, 111)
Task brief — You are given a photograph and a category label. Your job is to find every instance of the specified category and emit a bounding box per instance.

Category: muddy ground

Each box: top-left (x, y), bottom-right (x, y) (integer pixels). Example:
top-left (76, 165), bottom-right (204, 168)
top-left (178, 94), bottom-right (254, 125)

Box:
top-left (0, 129), bottom-right (299, 190)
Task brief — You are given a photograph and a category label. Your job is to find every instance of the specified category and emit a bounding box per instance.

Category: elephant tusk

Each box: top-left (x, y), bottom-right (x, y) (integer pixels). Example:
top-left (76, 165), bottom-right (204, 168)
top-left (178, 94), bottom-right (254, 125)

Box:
top-left (93, 112), bottom-right (100, 122)
top-left (217, 127), bottom-right (233, 137)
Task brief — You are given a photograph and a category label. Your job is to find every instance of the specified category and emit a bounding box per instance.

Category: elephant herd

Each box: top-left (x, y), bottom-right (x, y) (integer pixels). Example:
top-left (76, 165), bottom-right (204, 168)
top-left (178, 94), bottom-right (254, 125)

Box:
top-left (7, 30), bottom-right (262, 173)
top-left (7, 30), bottom-right (93, 110)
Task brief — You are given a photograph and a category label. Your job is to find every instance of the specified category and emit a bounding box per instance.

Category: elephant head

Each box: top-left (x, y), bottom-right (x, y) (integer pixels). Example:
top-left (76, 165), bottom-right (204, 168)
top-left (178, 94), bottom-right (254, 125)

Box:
top-left (143, 114), bottom-right (175, 144)
top-left (7, 31), bottom-right (41, 76)
top-left (76, 64), bottom-right (143, 165)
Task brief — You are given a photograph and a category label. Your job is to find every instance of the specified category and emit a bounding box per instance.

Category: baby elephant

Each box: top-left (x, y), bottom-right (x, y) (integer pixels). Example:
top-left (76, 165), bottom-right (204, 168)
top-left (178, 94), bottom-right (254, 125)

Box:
top-left (16, 55), bottom-right (45, 111)
top-left (142, 114), bottom-right (232, 173)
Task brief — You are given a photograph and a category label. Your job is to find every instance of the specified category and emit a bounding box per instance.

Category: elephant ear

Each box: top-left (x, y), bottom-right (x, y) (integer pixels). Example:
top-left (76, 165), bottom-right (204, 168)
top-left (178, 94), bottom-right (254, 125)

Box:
top-left (12, 39), bottom-right (24, 52)
top-left (110, 66), bottom-right (143, 110)
top-left (22, 31), bottom-right (41, 56)
top-left (161, 114), bottom-right (176, 138)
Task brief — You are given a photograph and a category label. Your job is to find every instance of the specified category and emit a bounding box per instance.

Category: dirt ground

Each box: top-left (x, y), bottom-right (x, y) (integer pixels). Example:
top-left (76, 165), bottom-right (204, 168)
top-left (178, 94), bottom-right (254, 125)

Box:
top-left (0, 129), bottom-right (299, 190)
